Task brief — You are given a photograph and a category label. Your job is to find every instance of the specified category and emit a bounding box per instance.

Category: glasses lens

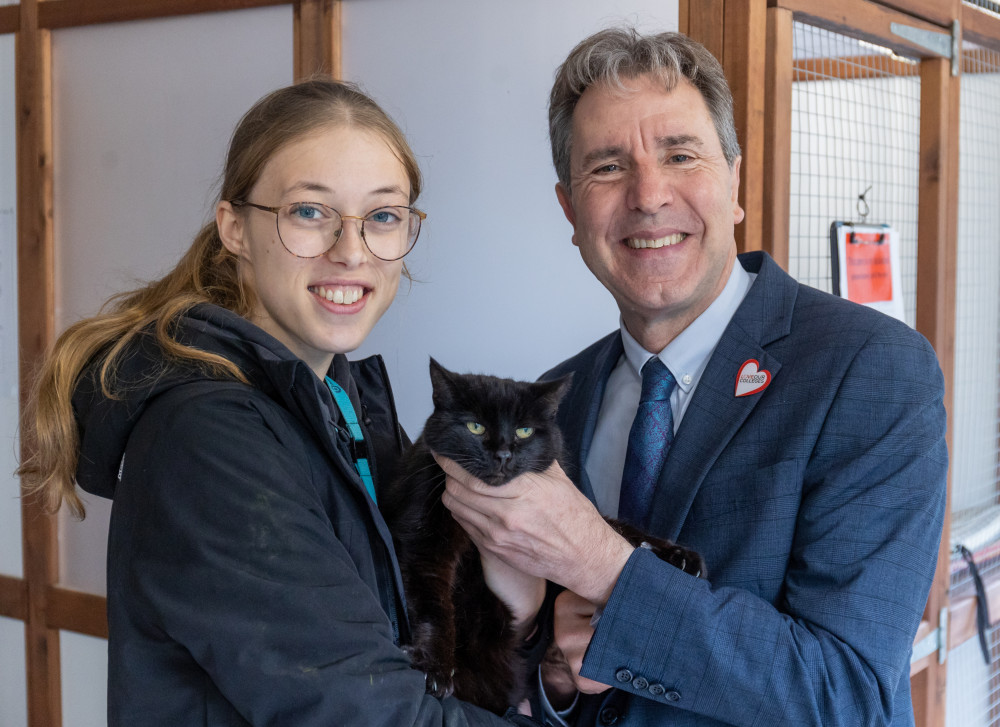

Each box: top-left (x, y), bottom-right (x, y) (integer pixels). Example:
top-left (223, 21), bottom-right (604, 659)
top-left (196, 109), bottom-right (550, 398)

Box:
top-left (362, 206), bottom-right (421, 261)
top-left (277, 203), bottom-right (338, 258)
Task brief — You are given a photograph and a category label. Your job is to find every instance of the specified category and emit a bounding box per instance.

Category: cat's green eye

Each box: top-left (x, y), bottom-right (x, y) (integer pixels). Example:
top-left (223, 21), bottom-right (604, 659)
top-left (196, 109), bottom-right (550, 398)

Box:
top-left (466, 422), bottom-right (486, 435)
top-left (514, 427), bottom-right (534, 440)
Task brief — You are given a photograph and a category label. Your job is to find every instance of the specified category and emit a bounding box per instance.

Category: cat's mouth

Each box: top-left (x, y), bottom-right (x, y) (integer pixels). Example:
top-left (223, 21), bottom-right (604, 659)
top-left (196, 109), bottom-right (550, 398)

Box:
top-left (624, 233), bottom-right (687, 249)
top-left (308, 284), bottom-right (368, 306)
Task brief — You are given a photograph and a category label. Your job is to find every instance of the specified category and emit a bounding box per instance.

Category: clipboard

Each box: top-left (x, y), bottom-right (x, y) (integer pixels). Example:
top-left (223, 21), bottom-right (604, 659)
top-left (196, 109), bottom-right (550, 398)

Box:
top-left (830, 221), bottom-right (905, 322)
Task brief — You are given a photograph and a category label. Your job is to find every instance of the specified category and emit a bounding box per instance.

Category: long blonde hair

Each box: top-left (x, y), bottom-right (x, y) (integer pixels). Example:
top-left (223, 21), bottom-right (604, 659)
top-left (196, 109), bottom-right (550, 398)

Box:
top-left (18, 78), bottom-right (422, 518)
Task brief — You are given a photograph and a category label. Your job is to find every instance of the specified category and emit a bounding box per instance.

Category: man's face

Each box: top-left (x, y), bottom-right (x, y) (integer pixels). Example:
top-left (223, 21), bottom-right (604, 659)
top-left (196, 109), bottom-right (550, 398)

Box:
top-left (556, 75), bottom-right (744, 351)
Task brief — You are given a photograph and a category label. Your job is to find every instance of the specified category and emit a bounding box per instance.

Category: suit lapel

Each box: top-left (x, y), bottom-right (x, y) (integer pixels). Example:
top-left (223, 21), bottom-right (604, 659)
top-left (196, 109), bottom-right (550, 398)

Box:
top-left (646, 253), bottom-right (799, 540)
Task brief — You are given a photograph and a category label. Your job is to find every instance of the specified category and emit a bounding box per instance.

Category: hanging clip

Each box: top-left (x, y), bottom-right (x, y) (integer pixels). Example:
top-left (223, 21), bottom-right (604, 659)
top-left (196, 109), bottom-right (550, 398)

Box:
top-left (856, 185), bottom-right (872, 223)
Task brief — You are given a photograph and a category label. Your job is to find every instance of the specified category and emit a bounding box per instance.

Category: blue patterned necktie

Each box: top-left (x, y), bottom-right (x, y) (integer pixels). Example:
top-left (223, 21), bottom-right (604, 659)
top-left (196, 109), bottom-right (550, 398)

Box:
top-left (619, 357), bottom-right (676, 527)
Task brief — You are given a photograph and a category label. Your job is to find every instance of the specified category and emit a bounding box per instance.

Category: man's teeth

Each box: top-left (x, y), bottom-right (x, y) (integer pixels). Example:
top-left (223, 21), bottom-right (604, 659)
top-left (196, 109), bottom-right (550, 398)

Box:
top-left (626, 233), bottom-right (687, 249)
top-left (311, 285), bottom-right (364, 304)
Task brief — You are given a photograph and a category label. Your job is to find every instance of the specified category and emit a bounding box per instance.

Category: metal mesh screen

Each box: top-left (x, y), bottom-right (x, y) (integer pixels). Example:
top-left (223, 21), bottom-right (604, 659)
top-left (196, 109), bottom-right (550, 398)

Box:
top-left (946, 628), bottom-right (1000, 727)
top-left (950, 43), bottom-right (1000, 593)
top-left (788, 22), bottom-right (921, 326)
top-left (946, 42), bottom-right (1000, 727)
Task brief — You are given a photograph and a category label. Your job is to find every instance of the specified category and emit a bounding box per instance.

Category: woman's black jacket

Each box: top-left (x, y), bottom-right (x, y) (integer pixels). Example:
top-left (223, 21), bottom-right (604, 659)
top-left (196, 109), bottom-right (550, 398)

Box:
top-left (72, 304), bottom-right (537, 726)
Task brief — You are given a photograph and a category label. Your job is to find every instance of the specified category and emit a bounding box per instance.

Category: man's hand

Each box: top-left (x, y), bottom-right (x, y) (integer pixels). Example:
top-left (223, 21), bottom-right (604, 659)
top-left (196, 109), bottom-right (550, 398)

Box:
top-left (435, 455), bottom-right (634, 605)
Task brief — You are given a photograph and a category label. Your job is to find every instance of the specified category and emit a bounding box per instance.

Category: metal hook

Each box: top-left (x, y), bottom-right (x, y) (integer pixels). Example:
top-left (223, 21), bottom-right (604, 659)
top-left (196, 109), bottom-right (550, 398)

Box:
top-left (857, 186), bottom-right (872, 223)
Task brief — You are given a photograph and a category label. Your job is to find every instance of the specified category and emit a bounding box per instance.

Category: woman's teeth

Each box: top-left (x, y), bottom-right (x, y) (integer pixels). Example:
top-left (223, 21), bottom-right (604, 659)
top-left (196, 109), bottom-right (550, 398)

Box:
top-left (626, 233), bottom-right (687, 249)
top-left (310, 285), bottom-right (364, 305)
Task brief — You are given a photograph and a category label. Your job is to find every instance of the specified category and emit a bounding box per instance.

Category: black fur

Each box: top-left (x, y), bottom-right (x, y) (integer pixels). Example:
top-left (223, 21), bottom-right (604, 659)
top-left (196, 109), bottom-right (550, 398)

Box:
top-left (380, 359), bottom-right (704, 714)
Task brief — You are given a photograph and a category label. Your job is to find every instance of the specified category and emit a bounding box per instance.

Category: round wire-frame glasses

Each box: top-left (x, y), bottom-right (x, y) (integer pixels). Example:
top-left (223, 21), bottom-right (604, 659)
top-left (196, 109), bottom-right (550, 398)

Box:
top-left (232, 200), bottom-right (425, 261)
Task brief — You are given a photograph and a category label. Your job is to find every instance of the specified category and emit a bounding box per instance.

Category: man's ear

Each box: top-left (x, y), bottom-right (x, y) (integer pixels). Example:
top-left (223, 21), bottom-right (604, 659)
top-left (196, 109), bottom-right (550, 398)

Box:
top-left (555, 182), bottom-right (579, 246)
top-left (216, 201), bottom-right (247, 257)
top-left (729, 156), bottom-right (745, 225)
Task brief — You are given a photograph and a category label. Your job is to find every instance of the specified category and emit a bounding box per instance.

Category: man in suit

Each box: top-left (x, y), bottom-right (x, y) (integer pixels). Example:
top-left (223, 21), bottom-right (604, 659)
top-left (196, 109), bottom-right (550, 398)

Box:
top-left (439, 27), bottom-right (947, 726)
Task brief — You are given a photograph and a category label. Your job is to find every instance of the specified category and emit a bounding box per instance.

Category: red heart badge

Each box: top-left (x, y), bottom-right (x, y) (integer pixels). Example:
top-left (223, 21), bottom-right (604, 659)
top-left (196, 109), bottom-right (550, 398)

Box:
top-left (735, 359), bottom-right (771, 397)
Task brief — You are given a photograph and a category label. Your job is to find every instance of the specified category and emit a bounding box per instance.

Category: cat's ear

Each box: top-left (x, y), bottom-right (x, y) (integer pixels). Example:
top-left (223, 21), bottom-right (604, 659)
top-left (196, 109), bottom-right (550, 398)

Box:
top-left (534, 373), bottom-right (573, 415)
top-left (428, 357), bottom-right (460, 408)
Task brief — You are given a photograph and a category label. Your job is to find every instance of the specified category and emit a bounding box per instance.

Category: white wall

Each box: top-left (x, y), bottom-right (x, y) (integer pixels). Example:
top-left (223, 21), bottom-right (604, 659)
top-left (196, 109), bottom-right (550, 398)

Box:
top-left (0, 32), bottom-right (19, 581)
top-left (345, 1), bottom-right (680, 434)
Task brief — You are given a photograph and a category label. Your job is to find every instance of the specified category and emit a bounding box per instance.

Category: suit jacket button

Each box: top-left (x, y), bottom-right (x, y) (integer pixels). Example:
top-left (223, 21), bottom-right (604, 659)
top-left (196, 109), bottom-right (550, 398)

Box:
top-left (615, 668), bottom-right (633, 683)
top-left (599, 707), bottom-right (620, 725)
top-left (665, 690), bottom-right (682, 702)
top-left (632, 676), bottom-right (649, 690)
top-left (649, 683), bottom-right (666, 696)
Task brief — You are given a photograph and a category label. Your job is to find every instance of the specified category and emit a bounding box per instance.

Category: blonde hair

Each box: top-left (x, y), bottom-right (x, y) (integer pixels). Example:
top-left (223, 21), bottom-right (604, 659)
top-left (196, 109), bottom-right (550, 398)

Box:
top-left (18, 78), bottom-right (422, 517)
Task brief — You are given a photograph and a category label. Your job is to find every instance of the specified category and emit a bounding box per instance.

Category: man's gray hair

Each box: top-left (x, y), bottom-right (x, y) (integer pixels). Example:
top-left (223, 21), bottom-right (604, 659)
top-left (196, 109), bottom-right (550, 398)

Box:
top-left (548, 27), bottom-right (741, 190)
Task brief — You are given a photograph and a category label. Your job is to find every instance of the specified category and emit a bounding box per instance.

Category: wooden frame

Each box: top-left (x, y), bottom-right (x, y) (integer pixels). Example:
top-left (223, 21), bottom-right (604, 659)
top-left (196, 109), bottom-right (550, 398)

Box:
top-left (7, 2), bottom-right (342, 725)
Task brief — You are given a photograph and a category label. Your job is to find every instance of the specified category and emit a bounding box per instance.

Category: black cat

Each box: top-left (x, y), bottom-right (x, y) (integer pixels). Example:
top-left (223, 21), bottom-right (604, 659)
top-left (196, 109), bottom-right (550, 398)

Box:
top-left (380, 359), bottom-right (704, 715)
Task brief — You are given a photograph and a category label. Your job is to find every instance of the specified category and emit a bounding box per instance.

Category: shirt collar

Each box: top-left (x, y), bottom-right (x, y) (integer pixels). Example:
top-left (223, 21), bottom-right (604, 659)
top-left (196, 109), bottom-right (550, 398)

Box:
top-left (620, 260), bottom-right (754, 393)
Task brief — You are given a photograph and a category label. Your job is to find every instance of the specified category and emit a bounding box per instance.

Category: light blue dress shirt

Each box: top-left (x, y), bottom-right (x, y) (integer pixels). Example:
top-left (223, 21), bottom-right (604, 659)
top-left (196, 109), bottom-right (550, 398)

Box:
top-left (585, 262), bottom-right (755, 517)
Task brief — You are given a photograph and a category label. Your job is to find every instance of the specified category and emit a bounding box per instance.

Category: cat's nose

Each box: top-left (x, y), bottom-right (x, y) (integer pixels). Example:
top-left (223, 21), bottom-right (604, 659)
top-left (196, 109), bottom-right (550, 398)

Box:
top-left (495, 448), bottom-right (512, 465)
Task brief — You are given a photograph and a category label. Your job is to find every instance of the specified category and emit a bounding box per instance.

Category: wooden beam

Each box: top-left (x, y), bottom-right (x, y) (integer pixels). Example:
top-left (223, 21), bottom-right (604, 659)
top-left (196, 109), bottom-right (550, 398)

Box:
top-left (876, 0), bottom-right (960, 28)
top-left (293, 0), bottom-right (342, 80)
top-left (910, 53), bottom-right (959, 727)
top-left (723, 0), bottom-right (768, 254)
top-left (775, 0), bottom-right (954, 59)
top-left (684, 0), bottom-right (725, 62)
top-left (0, 5), bottom-right (18, 35)
top-left (46, 587), bottom-right (108, 640)
top-left (0, 574), bottom-right (28, 621)
top-left (964, 3), bottom-right (1000, 54)
top-left (763, 6), bottom-right (793, 267)
top-left (37, 0), bottom-right (284, 30)
top-left (17, 0), bottom-right (60, 724)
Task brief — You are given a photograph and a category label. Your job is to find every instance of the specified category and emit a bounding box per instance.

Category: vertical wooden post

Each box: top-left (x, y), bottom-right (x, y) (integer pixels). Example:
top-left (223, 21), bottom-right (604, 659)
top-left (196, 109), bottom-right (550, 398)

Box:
top-left (911, 54), bottom-right (959, 727)
top-left (681, 0), bottom-right (726, 63)
top-left (762, 6), bottom-right (793, 268)
top-left (293, 0), bottom-right (342, 81)
top-left (722, 0), bottom-right (767, 255)
top-left (15, 0), bottom-right (59, 725)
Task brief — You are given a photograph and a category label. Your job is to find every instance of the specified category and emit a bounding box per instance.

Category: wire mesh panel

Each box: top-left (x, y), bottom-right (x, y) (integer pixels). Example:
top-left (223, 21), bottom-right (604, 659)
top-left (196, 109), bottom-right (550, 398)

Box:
top-left (788, 22), bottom-right (921, 326)
top-left (946, 40), bottom-right (1000, 727)
top-left (951, 42), bottom-right (1000, 591)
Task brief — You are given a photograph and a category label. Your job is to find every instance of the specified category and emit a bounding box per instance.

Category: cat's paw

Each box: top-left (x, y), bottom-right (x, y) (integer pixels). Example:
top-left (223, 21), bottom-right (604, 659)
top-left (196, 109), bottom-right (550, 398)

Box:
top-left (639, 540), bottom-right (706, 579)
top-left (424, 667), bottom-right (456, 699)
top-left (402, 643), bottom-right (457, 698)
top-left (605, 518), bottom-right (707, 579)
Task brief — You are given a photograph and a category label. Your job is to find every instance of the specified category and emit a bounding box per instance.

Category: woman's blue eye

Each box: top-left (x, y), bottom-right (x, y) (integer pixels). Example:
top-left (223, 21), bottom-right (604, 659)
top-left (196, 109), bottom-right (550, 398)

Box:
top-left (289, 203), bottom-right (325, 221)
top-left (368, 208), bottom-right (402, 225)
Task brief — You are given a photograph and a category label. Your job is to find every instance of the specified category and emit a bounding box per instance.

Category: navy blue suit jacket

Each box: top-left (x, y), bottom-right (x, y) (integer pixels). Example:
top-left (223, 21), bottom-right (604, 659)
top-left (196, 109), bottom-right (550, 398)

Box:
top-left (542, 252), bottom-right (947, 726)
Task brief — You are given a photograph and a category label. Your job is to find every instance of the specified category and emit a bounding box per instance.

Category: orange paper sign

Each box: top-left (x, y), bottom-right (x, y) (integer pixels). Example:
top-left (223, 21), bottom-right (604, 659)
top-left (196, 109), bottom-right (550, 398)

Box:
top-left (845, 232), bottom-right (892, 304)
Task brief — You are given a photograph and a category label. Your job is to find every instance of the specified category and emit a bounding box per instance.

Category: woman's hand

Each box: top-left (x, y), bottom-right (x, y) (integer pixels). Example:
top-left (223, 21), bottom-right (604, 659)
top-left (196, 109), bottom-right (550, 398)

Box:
top-left (550, 590), bottom-right (612, 695)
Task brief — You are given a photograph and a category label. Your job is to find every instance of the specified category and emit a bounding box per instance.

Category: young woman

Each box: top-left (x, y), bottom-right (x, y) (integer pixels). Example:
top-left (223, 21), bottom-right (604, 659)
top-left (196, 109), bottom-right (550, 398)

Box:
top-left (19, 79), bottom-right (541, 727)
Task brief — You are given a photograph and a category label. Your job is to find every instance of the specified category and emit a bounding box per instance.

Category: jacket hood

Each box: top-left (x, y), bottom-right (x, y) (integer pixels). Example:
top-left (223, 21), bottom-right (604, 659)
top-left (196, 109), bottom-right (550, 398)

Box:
top-left (72, 304), bottom-right (326, 500)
